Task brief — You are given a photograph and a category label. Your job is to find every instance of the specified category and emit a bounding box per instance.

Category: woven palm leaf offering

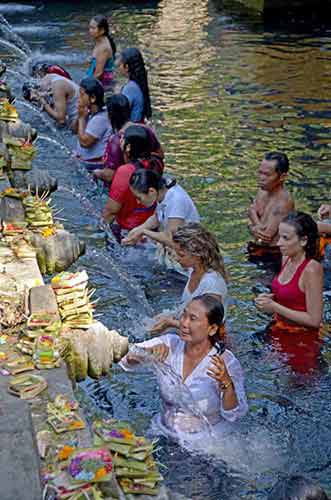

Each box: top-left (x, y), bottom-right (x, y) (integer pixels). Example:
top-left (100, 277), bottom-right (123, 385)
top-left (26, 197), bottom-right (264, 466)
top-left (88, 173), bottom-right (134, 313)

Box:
top-left (23, 191), bottom-right (54, 228)
top-left (51, 271), bottom-right (94, 329)
top-left (0, 99), bottom-right (19, 122)
top-left (92, 419), bottom-right (163, 495)
top-left (4, 136), bottom-right (36, 171)
top-left (8, 373), bottom-right (47, 399)
top-left (47, 394), bottom-right (85, 433)
top-left (33, 334), bottom-right (61, 369)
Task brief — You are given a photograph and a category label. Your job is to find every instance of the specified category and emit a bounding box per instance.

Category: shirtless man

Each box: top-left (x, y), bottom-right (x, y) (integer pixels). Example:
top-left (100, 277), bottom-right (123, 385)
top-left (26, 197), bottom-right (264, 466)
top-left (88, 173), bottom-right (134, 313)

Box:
top-left (28, 64), bottom-right (79, 130)
top-left (248, 152), bottom-right (294, 253)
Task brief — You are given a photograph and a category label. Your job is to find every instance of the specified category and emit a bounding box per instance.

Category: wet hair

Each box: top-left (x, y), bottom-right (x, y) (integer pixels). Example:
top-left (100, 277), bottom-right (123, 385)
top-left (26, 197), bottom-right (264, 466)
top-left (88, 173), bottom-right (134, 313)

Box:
top-left (267, 475), bottom-right (329, 500)
top-left (123, 124), bottom-right (150, 159)
top-left (31, 62), bottom-right (49, 78)
top-left (173, 223), bottom-right (228, 282)
top-left (191, 294), bottom-right (225, 352)
top-left (282, 211), bottom-right (320, 260)
top-left (121, 48), bottom-right (152, 120)
top-left (80, 76), bottom-right (104, 111)
top-left (129, 169), bottom-right (176, 194)
top-left (264, 151), bottom-right (289, 175)
top-left (92, 15), bottom-right (116, 56)
top-left (106, 94), bottom-right (130, 131)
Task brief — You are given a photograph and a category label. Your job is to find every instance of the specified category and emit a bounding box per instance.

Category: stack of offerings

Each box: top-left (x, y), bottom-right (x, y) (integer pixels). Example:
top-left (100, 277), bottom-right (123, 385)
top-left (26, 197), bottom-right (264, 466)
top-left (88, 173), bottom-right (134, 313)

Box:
top-left (23, 193), bottom-right (54, 229)
top-left (4, 136), bottom-right (36, 170)
top-left (93, 419), bottom-right (163, 496)
top-left (0, 99), bottom-right (18, 122)
top-left (51, 271), bottom-right (94, 329)
top-left (33, 334), bottom-right (60, 369)
top-left (17, 311), bottom-right (61, 357)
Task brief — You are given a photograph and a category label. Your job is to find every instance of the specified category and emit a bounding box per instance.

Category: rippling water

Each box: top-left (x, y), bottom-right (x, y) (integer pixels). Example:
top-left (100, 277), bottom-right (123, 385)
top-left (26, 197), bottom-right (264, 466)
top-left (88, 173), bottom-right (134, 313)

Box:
top-left (1, 1), bottom-right (331, 498)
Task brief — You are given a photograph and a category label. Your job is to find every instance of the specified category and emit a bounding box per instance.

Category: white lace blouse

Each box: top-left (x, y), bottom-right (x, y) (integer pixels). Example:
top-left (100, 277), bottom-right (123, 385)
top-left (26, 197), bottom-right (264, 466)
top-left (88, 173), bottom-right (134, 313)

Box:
top-left (120, 334), bottom-right (248, 436)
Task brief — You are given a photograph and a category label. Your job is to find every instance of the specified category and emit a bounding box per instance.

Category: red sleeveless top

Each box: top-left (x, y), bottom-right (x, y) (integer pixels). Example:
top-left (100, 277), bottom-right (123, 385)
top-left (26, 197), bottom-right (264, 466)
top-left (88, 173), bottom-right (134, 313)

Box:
top-left (272, 258), bottom-right (310, 313)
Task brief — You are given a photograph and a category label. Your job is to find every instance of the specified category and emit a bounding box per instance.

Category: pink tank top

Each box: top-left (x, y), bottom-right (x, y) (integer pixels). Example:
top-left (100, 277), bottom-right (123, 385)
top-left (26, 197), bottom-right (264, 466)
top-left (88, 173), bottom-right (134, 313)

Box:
top-left (272, 258), bottom-right (311, 313)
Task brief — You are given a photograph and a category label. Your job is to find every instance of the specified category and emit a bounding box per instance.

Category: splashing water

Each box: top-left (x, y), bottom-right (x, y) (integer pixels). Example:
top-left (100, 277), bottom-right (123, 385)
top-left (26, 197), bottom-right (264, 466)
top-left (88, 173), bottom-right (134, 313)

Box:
top-left (0, 13), bottom-right (31, 55)
top-left (0, 38), bottom-right (28, 59)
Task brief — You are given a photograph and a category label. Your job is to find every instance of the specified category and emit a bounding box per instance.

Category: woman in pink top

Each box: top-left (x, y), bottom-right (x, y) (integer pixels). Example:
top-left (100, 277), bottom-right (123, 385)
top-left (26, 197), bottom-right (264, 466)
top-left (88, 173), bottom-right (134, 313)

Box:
top-left (256, 211), bottom-right (323, 330)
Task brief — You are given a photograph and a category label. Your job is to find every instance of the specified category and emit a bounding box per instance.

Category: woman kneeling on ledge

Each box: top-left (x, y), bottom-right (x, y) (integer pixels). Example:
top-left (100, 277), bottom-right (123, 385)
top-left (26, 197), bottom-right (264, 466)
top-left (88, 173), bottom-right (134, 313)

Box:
top-left (120, 295), bottom-right (248, 438)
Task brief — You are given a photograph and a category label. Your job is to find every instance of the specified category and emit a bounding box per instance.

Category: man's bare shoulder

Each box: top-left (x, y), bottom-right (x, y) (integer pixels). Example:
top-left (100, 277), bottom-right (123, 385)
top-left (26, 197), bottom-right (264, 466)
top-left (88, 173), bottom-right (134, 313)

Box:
top-left (278, 187), bottom-right (295, 208)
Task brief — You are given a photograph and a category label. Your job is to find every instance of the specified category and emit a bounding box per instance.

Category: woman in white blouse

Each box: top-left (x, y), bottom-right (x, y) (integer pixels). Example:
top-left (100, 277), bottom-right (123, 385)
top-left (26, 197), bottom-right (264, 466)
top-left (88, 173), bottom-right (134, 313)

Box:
top-left (120, 295), bottom-right (247, 439)
top-left (150, 223), bottom-right (229, 334)
top-left (121, 169), bottom-right (200, 248)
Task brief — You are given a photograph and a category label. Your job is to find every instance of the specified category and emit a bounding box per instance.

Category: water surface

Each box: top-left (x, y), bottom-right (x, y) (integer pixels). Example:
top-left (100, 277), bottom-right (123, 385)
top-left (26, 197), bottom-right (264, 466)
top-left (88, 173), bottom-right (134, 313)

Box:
top-left (1, 1), bottom-right (331, 498)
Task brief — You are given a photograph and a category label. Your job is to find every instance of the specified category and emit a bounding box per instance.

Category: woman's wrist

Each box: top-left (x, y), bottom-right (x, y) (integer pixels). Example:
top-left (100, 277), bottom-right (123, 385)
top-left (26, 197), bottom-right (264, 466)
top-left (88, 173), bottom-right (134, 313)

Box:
top-left (220, 378), bottom-right (233, 391)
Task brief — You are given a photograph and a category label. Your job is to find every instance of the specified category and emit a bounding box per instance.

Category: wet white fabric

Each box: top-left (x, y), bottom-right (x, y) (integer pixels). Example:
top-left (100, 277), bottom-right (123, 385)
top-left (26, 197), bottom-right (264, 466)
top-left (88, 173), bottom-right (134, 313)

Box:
top-left (181, 269), bottom-right (228, 316)
top-left (120, 334), bottom-right (248, 437)
top-left (156, 184), bottom-right (200, 230)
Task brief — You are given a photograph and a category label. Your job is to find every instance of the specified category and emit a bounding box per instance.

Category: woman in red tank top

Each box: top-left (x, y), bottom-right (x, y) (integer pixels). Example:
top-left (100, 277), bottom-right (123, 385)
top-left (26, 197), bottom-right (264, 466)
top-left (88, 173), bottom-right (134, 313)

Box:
top-left (256, 211), bottom-right (323, 329)
top-left (255, 212), bottom-right (323, 374)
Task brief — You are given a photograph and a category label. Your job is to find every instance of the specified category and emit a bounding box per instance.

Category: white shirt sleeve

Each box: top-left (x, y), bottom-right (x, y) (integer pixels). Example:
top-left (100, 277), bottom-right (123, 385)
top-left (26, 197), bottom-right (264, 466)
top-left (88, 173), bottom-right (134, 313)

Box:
top-left (165, 189), bottom-right (190, 221)
top-left (219, 352), bottom-right (248, 422)
top-left (119, 334), bottom-right (176, 371)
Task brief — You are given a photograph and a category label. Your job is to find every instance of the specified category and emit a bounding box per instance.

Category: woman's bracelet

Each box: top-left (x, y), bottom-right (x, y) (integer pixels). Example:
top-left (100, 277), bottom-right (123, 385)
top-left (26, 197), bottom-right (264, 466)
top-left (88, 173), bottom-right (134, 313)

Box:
top-left (220, 379), bottom-right (233, 391)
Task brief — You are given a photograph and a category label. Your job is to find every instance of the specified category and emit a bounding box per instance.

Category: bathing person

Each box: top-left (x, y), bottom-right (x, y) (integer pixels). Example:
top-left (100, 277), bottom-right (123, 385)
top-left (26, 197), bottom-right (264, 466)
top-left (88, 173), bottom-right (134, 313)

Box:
top-left (119, 48), bottom-right (152, 122)
top-left (74, 77), bottom-right (111, 170)
top-left (32, 61), bottom-right (72, 80)
top-left (255, 212), bottom-right (323, 373)
top-left (150, 223), bottom-right (228, 334)
top-left (248, 152), bottom-right (294, 262)
top-left (87, 15), bottom-right (116, 90)
top-left (102, 124), bottom-right (163, 240)
top-left (120, 295), bottom-right (248, 438)
top-left (317, 203), bottom-right (331, 258)
top-left (267, 475), bottom-right (329, 500)
top-left (27, 63), bottom-right (79, 130)
top-left (122, 170), bottom-right (200, 248)
top-left (255, 212), bottom-right (323, 329)
top-left (93, 94), bottom-right (163, 184)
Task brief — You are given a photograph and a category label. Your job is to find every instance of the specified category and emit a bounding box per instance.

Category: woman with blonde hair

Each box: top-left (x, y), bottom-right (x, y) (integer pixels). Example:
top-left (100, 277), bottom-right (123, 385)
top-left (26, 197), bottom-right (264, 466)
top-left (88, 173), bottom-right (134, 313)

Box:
top-left (150, 223), bottom-right (229, 334)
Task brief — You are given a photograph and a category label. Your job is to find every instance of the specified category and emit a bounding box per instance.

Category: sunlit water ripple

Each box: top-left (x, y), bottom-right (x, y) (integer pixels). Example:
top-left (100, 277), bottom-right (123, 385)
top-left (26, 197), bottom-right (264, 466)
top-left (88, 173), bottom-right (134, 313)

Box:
top-left (1, 1), bottom-right (331, 498)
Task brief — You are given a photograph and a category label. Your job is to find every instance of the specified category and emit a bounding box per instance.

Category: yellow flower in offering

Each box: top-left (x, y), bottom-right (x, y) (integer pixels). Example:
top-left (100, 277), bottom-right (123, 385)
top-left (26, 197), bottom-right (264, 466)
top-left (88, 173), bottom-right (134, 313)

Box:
top-left (41, 227), bottom-right (56, 238)
top-left (95, 467), bottom-right (107, 480)
top-left (122, 429), bottom-right (134, 440)
top-left (58, 445), bottom-right (75, 460)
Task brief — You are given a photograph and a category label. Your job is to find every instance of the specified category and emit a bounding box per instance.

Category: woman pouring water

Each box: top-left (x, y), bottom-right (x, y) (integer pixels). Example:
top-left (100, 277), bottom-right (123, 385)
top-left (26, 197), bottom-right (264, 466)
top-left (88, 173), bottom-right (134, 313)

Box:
top-left (120, 295), bottom-right (248, 440)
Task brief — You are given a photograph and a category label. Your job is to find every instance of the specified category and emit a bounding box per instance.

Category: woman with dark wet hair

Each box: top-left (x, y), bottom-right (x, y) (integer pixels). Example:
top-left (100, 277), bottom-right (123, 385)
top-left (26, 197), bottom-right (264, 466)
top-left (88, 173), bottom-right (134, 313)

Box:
top-left (93, 94), bottom-right (163, 184)
top-left (87, 15), bottom-right (116, 90)
top-left (103, 124), bottom-right (163, 240)
top-left (122, 169), bottom-right (199, 248)
top-left (267, 475), bottom-right (329, 500)
top-left (119, 47), bottom-right (151, 122)
top-left (256, 212), bottom-right (323, 374)
top-left (120, 294), bottom-right (247, 440)
top-left (256, 211), bottom-right (323, 329)
top-left (75, 76), bottom-right (111, 170)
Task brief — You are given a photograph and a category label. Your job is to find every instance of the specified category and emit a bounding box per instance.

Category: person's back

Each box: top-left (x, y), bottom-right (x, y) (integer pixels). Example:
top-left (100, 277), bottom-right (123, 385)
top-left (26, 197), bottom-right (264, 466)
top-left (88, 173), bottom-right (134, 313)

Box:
top-left (49, 75), bottom-right (79, 127)
top-left (40, 74), bottom-right (79, 129)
